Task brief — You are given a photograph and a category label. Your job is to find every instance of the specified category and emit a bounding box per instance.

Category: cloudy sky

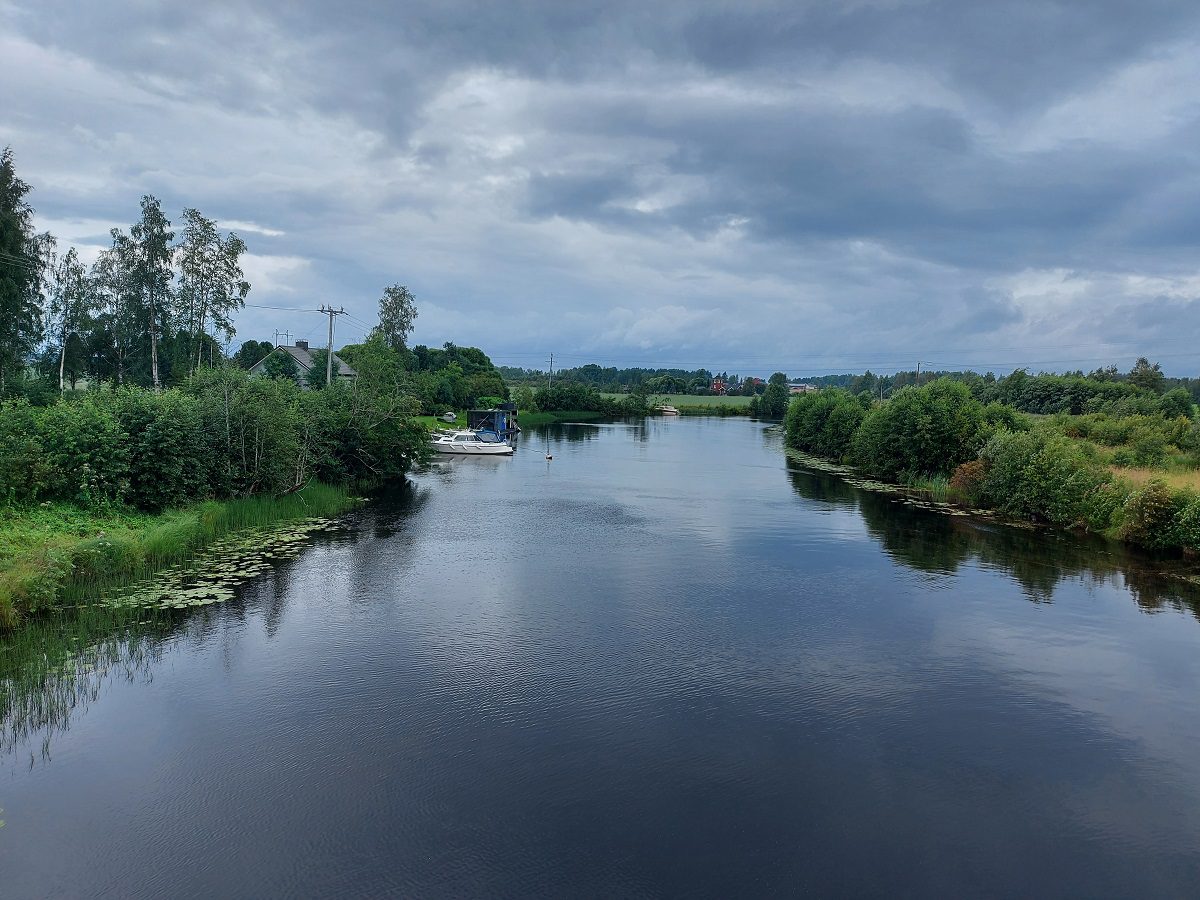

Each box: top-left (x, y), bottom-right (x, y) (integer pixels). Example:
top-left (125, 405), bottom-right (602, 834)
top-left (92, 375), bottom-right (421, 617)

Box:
top-left (4, 0), bottom-right (1200, 377)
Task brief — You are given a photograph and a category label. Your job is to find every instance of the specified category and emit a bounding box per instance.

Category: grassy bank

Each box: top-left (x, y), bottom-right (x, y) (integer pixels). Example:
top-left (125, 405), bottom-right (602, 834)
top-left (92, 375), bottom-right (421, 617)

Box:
top-left (602, 392), bottom-right (752, 409)
top-left (0, 482), bottom-right (357, 630)
top-left (414, 412), bottom-right (466, 430)
top-left (519, 410), bottom-right (606, 426)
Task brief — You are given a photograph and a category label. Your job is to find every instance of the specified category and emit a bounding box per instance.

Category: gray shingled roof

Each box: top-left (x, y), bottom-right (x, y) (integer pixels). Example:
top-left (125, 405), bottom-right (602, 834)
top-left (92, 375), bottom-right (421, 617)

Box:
top-left (250, 344), bottom-right (358, 377)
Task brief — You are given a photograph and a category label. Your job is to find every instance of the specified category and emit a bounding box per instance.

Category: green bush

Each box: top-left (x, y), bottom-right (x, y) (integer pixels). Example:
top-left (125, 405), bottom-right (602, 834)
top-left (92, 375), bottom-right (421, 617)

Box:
top-left (1171, 496), bottom-right (1200, 552)
top-left (35, 396), bottom-right (130, 505)
top-left (0, 368), bottom-right (427, 514)
top-left (784, 389), bottom-right (865, 460)
top-left (1160, 388), bottom-right (1194, 419)
top-left (978, 430), bottom-right (1120, 531)
top-left (115, 389), bottom-right (209, 510)
top-left (1118, 480), bottom-right (1184, 549)
top-left (0, 400), bottom-right (50, 504)
top-left (851, 379), bottom-right (988, 481)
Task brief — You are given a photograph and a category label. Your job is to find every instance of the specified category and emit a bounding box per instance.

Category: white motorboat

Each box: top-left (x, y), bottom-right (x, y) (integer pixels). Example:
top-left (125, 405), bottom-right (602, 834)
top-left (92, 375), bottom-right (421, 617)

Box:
top-left (430, 429), bottom-right (515, 455)
top-left (655, 405), bottom-right (681, 416)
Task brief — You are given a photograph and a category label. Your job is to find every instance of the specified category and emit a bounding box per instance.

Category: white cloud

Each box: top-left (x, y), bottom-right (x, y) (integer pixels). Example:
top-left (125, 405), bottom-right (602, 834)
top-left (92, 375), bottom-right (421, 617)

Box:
top-left (221, 220), bottom-right (285, 237)
top-left (5, 1), bottom-right (1200, 374)
top-left (238, 254), bottom-right (311, 295)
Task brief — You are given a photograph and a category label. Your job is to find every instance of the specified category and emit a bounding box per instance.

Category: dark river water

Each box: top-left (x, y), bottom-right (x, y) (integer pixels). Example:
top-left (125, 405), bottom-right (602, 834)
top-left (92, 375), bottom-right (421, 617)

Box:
top-left (4, 417), bottom-right (1200, 898)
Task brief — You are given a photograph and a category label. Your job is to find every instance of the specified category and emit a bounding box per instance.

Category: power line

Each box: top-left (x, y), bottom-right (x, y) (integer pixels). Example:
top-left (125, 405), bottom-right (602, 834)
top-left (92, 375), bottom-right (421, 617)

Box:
top-left (242, 302), bottom-right (324, 313)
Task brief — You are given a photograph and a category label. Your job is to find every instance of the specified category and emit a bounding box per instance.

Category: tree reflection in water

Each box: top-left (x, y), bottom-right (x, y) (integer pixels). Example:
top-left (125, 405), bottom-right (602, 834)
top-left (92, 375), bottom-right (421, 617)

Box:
top-left (786, 460), bottom-right (1200, 618)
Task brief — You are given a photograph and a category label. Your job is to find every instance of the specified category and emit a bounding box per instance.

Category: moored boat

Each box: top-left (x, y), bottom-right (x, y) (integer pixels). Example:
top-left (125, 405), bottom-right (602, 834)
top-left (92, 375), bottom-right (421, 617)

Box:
top-left (655, 405), bottom-right (681, 416)
top-left (430, 429), bottom-right (515, 455)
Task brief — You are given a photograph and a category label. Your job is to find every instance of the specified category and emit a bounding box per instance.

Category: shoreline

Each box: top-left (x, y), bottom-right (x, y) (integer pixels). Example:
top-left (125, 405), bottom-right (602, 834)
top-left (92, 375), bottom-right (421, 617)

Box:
top-left (0, 482), bottom-right (360, 630)
top-left (785, 448), bottom-right (1200, 584)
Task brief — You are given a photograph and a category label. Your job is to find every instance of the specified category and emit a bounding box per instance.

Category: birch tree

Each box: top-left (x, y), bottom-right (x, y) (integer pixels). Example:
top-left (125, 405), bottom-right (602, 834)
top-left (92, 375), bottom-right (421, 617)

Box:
top-left (376, 283), bottom-right (418, 352)
top-left (176, 208), bottom-right (250, 375)
top-left (46, 245), bottom-right (91, 394)
top-left (88, 231), bottom-right (143, 386)
top-left (129, 196), bottom-right (174, 390)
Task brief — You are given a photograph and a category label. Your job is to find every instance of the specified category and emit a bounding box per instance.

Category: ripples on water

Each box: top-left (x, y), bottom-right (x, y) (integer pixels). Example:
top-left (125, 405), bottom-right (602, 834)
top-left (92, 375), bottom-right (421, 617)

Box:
top-left (4, 418), bottom-right (1200, 898)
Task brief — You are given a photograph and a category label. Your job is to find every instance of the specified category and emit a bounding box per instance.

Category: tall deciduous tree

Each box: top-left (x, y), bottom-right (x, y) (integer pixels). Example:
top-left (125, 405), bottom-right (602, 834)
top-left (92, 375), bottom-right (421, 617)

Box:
top-left (0, 147), bottom-right (44, 395)
top-left (234, 339), bottom-right (275, 370)
top-left (1128, 357), bottom-right (1165, 394)
top-left (376, 283), bottom-right (418, 351)
top-left (45, 245), bottom-right (93, 394)
top-left (759, 372), bottom-right (791, 419)
top-left (263, 350), bottom-right (299, 381)
top-left (176, 208), bottom-right (250, 375)
top-left (87, 230), bottom-right (144, 386)
top-left (306, 350), bottom-right (340, 389)
top-left (129, 195), bottom-right (175, 389)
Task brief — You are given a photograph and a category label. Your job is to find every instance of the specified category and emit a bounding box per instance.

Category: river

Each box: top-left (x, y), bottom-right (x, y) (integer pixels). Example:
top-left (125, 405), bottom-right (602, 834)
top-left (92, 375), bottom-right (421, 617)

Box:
top-left (4, 417), bottom-right (1200, 897)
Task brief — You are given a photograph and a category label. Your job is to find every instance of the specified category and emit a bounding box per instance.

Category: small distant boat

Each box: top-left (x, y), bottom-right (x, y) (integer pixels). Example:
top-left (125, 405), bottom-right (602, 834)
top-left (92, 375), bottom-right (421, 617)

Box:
top-left (431, 429), bottom-right (514, 455)
top-left (440, 411), bottom-right (457, 422)
top-left (655, 405), bottom-right (680, 416)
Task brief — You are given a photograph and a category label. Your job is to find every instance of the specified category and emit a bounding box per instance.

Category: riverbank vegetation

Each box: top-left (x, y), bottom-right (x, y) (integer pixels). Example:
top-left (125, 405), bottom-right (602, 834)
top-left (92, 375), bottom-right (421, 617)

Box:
top-left (0, 365), bottom-right (428, 626)
top-left (784, 373), bottom-right (1200, 554)
top-left (0, 483), bottom-right (354, 629)
top-left (601, 392), bottom-right (752, 417)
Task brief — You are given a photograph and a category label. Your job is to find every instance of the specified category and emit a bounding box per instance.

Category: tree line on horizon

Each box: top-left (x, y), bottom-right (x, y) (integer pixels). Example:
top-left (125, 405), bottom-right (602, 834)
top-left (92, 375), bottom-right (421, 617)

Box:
top-left (499, 358), bottom-right (1200, 410)
top-left (794, 360), bottom-right (1200, 404)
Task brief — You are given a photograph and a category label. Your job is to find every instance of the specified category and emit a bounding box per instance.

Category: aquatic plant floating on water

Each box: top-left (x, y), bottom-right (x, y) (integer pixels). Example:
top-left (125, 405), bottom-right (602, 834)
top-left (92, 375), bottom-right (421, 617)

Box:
top-left (93, 518), bottom-right (336, 612)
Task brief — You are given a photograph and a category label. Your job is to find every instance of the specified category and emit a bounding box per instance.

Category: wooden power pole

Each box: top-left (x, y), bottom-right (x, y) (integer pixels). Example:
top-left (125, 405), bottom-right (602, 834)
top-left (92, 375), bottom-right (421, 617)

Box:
top-left (320, 305), bottom-right (347, 387)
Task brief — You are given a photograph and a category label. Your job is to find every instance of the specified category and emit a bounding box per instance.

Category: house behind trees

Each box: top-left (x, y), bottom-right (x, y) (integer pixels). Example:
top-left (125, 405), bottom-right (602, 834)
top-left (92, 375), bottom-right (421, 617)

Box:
top-left (247, 340), bottom-right (358, 388)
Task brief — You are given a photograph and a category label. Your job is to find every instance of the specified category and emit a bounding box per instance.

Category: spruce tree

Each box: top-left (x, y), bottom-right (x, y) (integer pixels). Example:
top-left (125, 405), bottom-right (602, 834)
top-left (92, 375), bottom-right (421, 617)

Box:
top-left (0, 148), bottom-right (43, 394)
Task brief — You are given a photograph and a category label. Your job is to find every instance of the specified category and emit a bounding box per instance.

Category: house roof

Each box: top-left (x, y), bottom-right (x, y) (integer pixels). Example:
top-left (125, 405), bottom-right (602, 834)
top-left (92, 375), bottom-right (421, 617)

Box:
top-left (249, 344), bottom-right (358, 377)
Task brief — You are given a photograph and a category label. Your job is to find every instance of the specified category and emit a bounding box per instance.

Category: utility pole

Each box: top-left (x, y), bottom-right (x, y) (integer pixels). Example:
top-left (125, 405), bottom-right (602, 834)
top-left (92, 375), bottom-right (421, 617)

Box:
top-left (320, 305), bottom-right (347, 387)
top-left (915, 360), bottom-right (922, 386)
top-left (274, 329), bottom-right (292, 347)
top-left (548, 352), bottom-right (554, 388)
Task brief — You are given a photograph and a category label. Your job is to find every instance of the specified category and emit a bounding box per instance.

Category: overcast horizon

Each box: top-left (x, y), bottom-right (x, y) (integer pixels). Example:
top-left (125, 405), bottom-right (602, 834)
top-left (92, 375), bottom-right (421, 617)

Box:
top-left (4, 1), bottom-right (1200, 378)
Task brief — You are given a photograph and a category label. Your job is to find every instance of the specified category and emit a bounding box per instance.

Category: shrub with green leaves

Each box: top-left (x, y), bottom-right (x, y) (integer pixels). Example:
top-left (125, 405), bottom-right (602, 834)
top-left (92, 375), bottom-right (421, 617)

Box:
top-left (1118, 480), bottom-right (1185, 549)
top-left (850, 379), bottom-right (992, 481)
top-left (978, 430), bottom-right (1121, 531)
top-left (35, 395), bottom-right (130, 505)
top-left (0, 399), bottom-right (50, 504)
top-left (1171, 496), bottom-right (1200, 552)
top-left (784, 389), bottom-right (866, 460)
top-left (0, 367), bottom-right (428, 514)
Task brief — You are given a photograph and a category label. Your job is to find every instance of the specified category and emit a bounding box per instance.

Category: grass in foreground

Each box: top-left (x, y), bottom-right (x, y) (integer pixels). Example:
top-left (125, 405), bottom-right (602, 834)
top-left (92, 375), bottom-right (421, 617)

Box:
top-left (0, 483), bottom-right (356, 630)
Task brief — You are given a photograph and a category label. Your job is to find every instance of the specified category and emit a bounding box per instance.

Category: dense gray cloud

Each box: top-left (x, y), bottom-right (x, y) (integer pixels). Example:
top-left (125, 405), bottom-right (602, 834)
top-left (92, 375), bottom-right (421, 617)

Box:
top-left (4, 0), bottom-right (1200, 375)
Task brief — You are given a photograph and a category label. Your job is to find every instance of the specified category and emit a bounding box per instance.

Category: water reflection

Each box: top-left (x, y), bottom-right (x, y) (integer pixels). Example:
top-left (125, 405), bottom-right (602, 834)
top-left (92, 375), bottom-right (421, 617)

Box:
top-left (787, 460), bottom-right (1200, 617)
top-left (0, 519), bottom-right (355, 760)
top-left (5, 417), bottom-right (1200, 897)
top-left (0, 607), bottom-right (173, 760)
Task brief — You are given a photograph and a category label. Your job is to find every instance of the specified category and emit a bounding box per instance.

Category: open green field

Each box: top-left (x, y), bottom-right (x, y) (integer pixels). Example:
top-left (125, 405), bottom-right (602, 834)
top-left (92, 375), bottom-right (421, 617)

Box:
top-left (414, 413), bottom-right (466, 431)
top-left (602, 393), bottom-right (753, 408)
